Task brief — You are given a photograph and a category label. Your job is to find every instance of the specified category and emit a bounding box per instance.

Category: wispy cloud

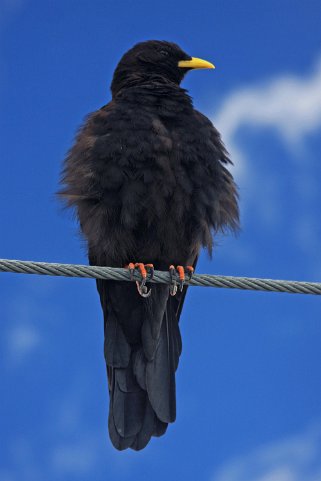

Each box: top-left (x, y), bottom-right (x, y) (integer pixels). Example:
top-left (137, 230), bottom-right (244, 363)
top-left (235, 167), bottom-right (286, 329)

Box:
top-left (1, 0), bottom-right (25, 19)
top-left (211, 55), bottom-right (321, 272)
top-left (212, 420), bottom-right (321, 481)
top-left (214, 55), bottom-right (321, 179)
top-left (4, 292), bottom-right (42, 367)
top-left (6, 324), bottom-right (41, 363)
top-left (51, 438), bottom-right (99, 475)
top-left (2, 278), bottom-right (63, 368)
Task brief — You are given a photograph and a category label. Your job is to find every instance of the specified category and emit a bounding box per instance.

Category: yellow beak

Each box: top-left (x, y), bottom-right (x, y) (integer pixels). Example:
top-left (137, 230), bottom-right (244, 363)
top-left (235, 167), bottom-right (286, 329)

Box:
top-left (178, 57), bottom-right (215, 69)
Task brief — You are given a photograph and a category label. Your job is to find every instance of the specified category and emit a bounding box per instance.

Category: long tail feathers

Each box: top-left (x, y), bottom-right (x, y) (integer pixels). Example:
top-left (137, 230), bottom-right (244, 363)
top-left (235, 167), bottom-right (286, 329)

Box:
top-left (98, 280), bottom-right (182, 450)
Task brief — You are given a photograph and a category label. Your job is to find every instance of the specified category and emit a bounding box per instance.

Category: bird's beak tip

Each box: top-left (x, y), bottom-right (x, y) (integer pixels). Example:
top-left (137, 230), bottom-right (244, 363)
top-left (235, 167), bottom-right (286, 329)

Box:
top-left (178, 57), bottom-right (215, 70)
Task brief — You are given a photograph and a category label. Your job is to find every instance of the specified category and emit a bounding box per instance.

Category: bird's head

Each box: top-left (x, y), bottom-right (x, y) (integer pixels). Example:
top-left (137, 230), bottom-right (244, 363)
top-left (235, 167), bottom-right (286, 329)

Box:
top-left (111, 40), bottom-right (215, 96)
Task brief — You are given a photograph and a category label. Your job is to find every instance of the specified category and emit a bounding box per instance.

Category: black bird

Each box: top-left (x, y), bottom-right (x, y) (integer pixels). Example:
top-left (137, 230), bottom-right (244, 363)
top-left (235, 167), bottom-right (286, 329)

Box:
top-left (59, 40), bottom-right (239, 450)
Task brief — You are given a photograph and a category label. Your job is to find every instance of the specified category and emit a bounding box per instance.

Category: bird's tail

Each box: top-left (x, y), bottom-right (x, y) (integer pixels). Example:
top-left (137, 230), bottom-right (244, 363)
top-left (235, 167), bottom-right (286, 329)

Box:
top-left (98, 280), bottom-right (182, 450)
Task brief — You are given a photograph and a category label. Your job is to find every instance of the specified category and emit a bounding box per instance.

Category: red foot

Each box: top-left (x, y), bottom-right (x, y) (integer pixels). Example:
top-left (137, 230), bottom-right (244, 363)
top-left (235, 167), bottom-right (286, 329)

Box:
top-left (125, 263), bottom-right (154, 298)
top-left (169, 265), bottom-right (194, 296)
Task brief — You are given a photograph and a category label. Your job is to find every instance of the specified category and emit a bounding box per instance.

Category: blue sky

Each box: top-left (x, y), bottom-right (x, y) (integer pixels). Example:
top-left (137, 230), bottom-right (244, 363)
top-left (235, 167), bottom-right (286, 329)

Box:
top-left (1, 1), bottom-right (321, 480)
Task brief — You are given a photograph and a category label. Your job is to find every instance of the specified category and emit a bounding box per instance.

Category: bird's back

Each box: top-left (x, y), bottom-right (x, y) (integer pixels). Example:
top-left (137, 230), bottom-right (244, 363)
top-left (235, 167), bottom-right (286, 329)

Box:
top-left (59, 82), bottom-right (238, 450)
top-left (62, 84), bottom-right (237, 267)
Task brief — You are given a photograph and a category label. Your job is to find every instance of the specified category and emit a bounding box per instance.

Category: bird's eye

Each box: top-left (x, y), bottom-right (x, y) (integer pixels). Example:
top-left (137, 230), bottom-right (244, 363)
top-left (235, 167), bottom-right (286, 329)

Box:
top-left (159, 50), bottom-right (169, 57)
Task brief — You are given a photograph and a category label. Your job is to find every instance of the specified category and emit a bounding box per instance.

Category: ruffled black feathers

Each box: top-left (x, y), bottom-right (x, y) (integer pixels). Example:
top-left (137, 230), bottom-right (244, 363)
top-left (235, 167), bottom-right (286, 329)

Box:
top-left (58, 40), bottom-right (239, 450)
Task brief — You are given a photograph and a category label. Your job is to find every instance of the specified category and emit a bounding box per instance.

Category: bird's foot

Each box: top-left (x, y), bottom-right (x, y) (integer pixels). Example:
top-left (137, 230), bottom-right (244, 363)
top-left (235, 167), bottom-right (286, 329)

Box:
top-left (169, 265), bottom-right (194, 296)
top-left (126, 263), bottom-right (154, 298)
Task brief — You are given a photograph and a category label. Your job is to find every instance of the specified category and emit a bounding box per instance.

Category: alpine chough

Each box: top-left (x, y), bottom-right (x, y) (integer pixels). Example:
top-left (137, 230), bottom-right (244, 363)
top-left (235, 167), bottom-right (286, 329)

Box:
top-left (59, 40), bottom-right (239, 450)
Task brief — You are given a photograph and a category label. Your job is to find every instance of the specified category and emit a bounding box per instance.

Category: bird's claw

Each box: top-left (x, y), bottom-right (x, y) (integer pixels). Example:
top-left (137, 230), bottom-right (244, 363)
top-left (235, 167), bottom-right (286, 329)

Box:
top-left (186, 265), bottom-right (194, 280)
top-left (128, 263), bottom-right (135, 281)
top-left (126, 263), bottom-right (154, 298)
top-left (169, 265), bottom-right (194, 296)
top-left (169, 265), bottom-right (178, 296)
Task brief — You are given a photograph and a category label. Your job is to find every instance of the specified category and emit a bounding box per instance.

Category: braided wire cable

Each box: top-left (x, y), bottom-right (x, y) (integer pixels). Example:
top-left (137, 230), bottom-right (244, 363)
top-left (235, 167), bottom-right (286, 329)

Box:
top-left (0, 258), bottom-right (320, 295)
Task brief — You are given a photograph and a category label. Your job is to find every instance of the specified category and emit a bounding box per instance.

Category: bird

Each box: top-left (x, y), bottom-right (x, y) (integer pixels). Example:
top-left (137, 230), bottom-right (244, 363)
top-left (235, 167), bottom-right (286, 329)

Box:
top-left (58, 40), bottom-right (239, 451)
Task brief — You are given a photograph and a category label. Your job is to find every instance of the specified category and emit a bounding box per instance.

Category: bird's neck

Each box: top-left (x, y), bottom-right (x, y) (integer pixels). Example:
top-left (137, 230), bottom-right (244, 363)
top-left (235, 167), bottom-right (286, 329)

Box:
top-left (112, 77), bottom-right (193, 110)
top-left (111, 70), bottom-right (177, 95)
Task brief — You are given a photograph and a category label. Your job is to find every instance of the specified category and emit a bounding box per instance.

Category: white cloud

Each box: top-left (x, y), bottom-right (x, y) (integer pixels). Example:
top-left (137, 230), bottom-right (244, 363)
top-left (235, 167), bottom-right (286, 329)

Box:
top-left (4, 292), bottom-right (42, 366)
top-left (0, 0), bottom-right (25, 19)
top-left (0, 471), bottom-right (15, 481)
top-left (210, 55), bottom-right (321, 272)
top-left (51, 439), bottom-right (98, 474)
top-left (214, 55), bottom-right (321, 180)
top-left (3, 278), bottom-right (63, 367)
top-left (6, 324), bottom-right (41, 362)
top-left (211, 420), bottom-right (321, 481)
